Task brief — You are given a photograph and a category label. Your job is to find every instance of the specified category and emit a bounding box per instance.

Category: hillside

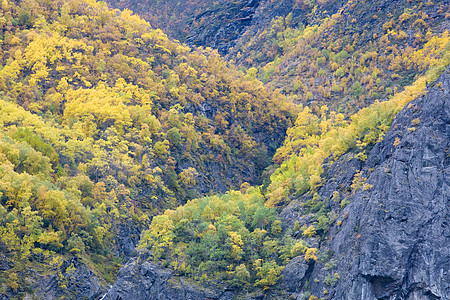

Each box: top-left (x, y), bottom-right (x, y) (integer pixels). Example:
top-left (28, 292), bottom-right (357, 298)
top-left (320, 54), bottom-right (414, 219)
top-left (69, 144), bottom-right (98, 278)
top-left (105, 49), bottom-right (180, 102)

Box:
top-left (231, 0), bottom-right (449, 113)
top-left (105, 0), bottom-right (449, 114)
top-left (0, 0), bottom-right (448, 299)
top-left (107, 64), bottom-right (450, 300)
top-left (104, 0), bottom-right (262, 55)
top-left (0, 0), bottom-right (295, 296)
top-left (279, 64), bottom-right (450, 300)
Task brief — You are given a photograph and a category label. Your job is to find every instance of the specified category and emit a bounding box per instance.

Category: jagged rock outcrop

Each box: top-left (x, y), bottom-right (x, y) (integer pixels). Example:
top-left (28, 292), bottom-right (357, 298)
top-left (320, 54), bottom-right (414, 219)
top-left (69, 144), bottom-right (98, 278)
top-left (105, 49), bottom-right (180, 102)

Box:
top-left (34, 258), bottom-right (105, 300)
top-left (281, 67), bottom-right (450, 299)
top-left (103, 0), bottom-right (339, 56)
top-left (113, 221), bottom-right (142, 259)
top-left (105, 68), bottom-right (449, 299)
top-left (104, 0), bottom-right (264, 55)
top-left (105, 255), bottom-right (249, 300)
top-left (0, 257), bottom-right (105, 300)
top-left (184, 0), bottom-right (262, 54)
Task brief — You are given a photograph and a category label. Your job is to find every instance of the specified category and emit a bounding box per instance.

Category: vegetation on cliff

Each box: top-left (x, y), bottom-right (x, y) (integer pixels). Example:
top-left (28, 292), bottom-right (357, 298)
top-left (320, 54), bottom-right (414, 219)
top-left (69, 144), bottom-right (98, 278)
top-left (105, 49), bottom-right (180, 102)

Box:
top-left (0, 0), bottom-right (448, 297)
top-left (231, 0), bottom-right (449, 114)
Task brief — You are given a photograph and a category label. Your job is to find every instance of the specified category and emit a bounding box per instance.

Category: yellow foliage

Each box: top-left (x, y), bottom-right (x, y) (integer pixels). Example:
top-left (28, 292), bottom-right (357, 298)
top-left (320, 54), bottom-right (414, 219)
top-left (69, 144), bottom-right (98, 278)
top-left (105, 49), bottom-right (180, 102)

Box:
top-left (64, 83), bottom-right (132, 133)
top-left (302, 225), bottom-right (316, 238)
top-left (304, 247), bottom-right (318, 261)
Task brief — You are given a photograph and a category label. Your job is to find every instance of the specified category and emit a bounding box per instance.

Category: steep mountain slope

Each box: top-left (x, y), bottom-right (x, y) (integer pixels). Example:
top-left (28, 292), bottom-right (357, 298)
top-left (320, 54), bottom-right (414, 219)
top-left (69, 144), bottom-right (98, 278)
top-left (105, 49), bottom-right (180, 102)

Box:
top-left (105, 0), bottom-right (449, 115)
top-left (0, 0), bottom-right (448, 298)
top-left (232, 0), bottom-right (449, 113)
top-left (280, 65), bottom-right (450, 299)
top-left (105, 64), bottom-right (449, 300)
top-left (105, 0), bottom-right (263, 55)
top-left (0, 0), bottom-right (295, 297)
top-left (0, 0), bottom-right (295, 200)
top-left (98, 1), bottom-right (448, 293)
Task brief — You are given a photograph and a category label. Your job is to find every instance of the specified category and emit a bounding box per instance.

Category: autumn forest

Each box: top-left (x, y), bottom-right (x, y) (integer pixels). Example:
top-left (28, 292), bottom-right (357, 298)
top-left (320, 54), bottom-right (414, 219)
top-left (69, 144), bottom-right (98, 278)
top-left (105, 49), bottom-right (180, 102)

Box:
top-left (0, 0), bottom-right (448, 298)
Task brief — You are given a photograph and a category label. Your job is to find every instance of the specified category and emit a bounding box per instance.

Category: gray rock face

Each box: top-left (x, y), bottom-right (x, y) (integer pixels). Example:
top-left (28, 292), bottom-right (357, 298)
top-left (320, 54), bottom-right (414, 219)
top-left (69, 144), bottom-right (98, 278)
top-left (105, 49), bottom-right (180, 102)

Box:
top-left (332, 68), bottom-right (449, 300)
top-left (282, 256), bottom-right (311, 293)
top-left (282, 67), bottom-right (450, 299)
top-left (35, 257), bottom-right (105, 300)
top-left (113, 221), bottom-right (142, 259)
top-left (105, 256), bottom-right (239, 300)
top-left (184, 0), bottom-right (263, 55)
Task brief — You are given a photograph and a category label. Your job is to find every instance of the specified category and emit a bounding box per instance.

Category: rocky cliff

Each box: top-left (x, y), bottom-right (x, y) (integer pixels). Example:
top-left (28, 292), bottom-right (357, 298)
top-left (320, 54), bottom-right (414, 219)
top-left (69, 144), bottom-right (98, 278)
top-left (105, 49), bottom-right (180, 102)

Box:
top-left (34, 258), bottom-right (105, 300)
top-left (103, 67), bottom-right (449, 299)
top-left (104, 0), bottom-right (264, 55)
top-left (103, 0), bottom-right (341, 56)
top-left (281, 67), bottom-right (450, 299)
top-left (105, 255), bottom-right (243, 300)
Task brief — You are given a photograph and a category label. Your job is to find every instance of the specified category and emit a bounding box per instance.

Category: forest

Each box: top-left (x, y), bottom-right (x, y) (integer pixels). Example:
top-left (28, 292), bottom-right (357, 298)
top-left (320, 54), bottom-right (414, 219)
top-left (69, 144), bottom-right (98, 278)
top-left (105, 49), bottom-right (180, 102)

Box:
top-left (0, 0), bottom-right (448, 298)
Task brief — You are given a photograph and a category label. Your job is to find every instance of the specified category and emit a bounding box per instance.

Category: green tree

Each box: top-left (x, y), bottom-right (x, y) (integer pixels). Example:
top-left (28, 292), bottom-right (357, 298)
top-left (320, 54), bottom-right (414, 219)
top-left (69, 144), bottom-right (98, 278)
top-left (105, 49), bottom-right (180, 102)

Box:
top-left (253, 259), bottom-right (284, 290)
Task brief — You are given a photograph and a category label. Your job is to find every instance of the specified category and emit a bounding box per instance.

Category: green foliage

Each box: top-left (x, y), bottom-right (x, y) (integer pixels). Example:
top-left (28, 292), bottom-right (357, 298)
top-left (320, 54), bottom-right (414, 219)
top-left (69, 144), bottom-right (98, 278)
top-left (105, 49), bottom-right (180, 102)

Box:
top-left (139, 187), bottom-right (316, 289)
top-left (7, 272), bottom-right (19, 292)
top-left (253, 259), bottom-right (284, 290)
top-left (266, 55), bottom-right (448, 210)
top-left (0, 0), bottom-right (295, 213)
top-left (0, 0), bottom-right (297, 289)
top-left (12, 128), bottom-right (59, 166)
top-left (324, 272), bottom-right (340, 287)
